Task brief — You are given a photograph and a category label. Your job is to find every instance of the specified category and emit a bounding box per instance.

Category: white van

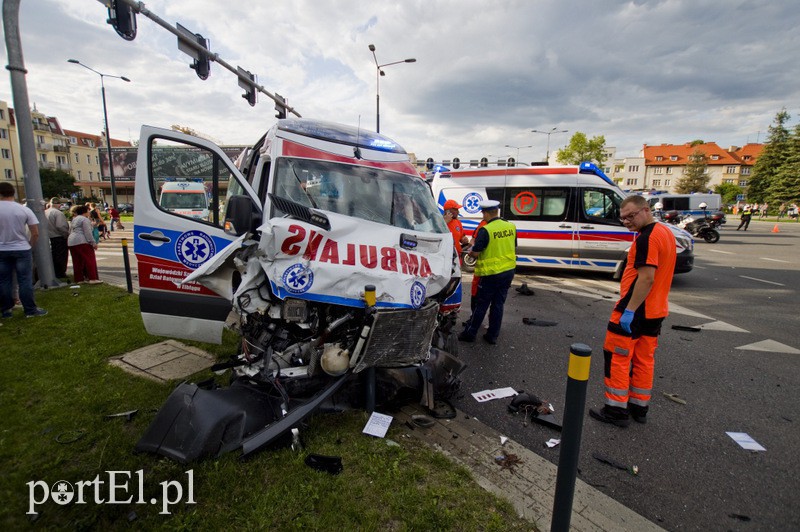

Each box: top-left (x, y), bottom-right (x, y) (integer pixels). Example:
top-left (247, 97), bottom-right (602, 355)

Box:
top-left (430, 162), bottom-right (694, 278)
top-left (158, 180), bottom-right (210, 220)
top-left (642, 193), bottom-right (721, 216)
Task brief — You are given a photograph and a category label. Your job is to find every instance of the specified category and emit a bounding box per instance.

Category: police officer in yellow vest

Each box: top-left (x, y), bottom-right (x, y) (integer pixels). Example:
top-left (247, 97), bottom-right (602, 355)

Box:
top-left (459, 200), bottom-right (517, 345)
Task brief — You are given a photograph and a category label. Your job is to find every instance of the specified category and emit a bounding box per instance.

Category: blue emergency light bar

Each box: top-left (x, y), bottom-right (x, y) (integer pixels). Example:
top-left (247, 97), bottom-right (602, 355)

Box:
top-left (579, 162), bottom-right (616, 187)
top-left (279, 118), bottom-right (405, 154)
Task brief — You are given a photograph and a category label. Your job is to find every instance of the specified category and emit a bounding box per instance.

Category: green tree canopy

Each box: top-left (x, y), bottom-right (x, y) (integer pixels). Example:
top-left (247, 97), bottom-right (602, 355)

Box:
top-left (39, 168), bottom-right (79, 200)
top-left (713, 182), bottom-right (743, 205)
top-left (768, 123), bottom-right (800, 202)
top-left (674, 149), bottom-right (710, 193)
top-left (748, 109), bottom-right (791, 203)
top-left (555, 132), bottom-right (607, 167)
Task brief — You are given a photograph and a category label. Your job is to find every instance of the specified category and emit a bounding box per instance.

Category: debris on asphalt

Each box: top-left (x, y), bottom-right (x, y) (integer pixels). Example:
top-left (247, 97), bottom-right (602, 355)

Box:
top-left (729, 513), bottom-right (751, 522)
top-left (671, 324), bottom-right (702, 332)
top-left (522, 317), bottom-right (558, 327)
top-left (411, 414), bottom-right (435, 428)
top-left (429, 399), bottom-right (457, 419)
top-left (494, 451), bottom-right (522, 472)
top-left (500, 436), bottom-right (509, 445)
top-left (304, 454), bottom-right (344, 475)
top-left (592, 452), bottom-right (639, 475)
top-left (515, 283), bottom-right (535, 296)
top-left (663, 392), bottom-right (687, 405)
top-left (726, 431), bottom-right (766, 451)
top-left (545, 438), bottom-right (561, 448)
top-left (362, 412), bottom-right (393, 438)
top-left (472, 387), bottom-right (518, 402)
top-left (104, 409), bottom-right (139, 422)
top-left (507, 392), bottom-right (562, 431)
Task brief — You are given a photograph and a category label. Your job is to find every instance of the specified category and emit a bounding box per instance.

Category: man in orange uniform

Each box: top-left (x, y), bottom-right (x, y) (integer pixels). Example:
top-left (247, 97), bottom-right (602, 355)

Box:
top-left (443, 199), bottom-right (470, 255)
top-left (590, 195), bottom-right (676, 427)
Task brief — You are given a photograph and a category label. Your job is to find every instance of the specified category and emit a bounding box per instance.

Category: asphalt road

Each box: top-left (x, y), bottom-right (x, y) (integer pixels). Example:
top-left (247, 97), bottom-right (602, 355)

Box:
top-left (97, 220), bottom-right (800, 530)
top-left (451, 219), bottom-right (800, 531)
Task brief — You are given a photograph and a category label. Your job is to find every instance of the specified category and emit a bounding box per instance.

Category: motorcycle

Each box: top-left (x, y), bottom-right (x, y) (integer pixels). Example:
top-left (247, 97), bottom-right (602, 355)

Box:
top-left (662, 210), bottom-right (720, 243)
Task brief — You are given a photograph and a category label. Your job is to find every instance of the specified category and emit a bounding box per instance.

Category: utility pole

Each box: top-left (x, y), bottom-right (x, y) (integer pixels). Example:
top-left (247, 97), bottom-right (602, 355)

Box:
top-left (3, 0), bottom-right (60, 288)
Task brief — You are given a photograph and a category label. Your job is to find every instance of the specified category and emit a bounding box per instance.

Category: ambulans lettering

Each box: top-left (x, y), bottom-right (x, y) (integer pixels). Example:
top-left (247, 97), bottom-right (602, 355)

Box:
top-left (279, 224), bottom-right (432, 277)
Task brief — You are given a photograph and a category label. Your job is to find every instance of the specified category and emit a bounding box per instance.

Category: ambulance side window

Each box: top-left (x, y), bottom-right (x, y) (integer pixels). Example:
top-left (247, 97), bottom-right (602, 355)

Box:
top-left (487, 187), bottom-right (570, 222)
top-left (149, 137), bottom-right (238, 227)
top-left (581, 187), bottom-right (623, 225)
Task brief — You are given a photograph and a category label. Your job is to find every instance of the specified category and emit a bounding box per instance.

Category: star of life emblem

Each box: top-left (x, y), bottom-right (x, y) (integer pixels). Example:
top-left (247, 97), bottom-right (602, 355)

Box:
top-left (462, 192), bottom-right (484, 214)
top-left (175, 230), bottom-right (215, 269)
top-left (410, 281), bottom-right (426, 308)
top-left (282, 263), bottom-right (314, 294)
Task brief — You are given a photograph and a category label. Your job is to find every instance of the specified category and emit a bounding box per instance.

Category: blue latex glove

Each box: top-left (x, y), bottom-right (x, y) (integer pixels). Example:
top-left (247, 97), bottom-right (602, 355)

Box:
top-left (619, 309), bottom-right (635, 333)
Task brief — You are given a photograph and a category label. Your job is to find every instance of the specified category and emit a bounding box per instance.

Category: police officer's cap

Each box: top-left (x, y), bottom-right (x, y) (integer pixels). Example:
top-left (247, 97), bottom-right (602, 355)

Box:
top-left (479, 200), bottom-right (500, 211)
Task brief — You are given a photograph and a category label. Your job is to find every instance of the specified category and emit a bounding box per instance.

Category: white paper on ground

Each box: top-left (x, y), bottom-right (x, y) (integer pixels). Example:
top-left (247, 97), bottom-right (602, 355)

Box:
top-left (362, 412), bottom-right (393, 438)
top-left (471, 387), bottom-right (518, 402)
top-left (726, 431), bottom-right (766, 451)
top-left (546, 438), bottom-right (561, 448)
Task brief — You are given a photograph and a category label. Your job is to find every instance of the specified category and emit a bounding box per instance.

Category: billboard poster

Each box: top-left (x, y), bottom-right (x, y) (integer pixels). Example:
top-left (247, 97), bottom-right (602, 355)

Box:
top-left (99, 146), bottom-right (248, 181)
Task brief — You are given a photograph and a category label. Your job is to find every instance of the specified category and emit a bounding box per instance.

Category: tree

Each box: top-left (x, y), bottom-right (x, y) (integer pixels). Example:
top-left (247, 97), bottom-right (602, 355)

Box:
top-left (674, 149), bottom-right (710, 193)
top-left (748, 109), bottom-right (791, 203)
top-left (555, 132), bottom-right (607, 167)
top-left (768, 123), bottom-right (800, 202)
top-left (39, 168), bottom-right (78, 199)
top-left (714, 182), bottom-right (742, 205)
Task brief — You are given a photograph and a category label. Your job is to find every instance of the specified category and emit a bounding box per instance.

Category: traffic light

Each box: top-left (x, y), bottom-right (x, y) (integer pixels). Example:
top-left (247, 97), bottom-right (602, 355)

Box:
top-left (237, 67), bottom-right (256, 106)
top-left (275, 93), bottom-right (287, 119)
top-left (508, 157), bottom-right (515, 167)
top-left (107, 0), bottom-right (137, 41)
top-left (426, 158), bottom-right (434, 170)
top-left (177, 23), bottom-right (211, 80)
top-left (480, 157), bottom-right (488, 167)
top-left (452, 157), bottom-right (460, 169)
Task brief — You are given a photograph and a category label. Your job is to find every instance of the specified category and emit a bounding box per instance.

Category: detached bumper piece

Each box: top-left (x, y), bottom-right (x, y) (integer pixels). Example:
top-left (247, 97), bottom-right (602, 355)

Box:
top-left (135, 380), bottom-right (279, 463)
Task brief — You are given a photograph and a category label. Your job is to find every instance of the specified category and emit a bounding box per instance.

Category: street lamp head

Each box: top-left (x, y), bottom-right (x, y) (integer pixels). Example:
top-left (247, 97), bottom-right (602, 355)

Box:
top-left (379, 70), bottom-right (385, 76)
top-left (405, 58), bottom-right (416, 63)
top-left (368, 44), bottom-right (376, 52)
top-left (121, 76), bottom-right (131, 82)
top-left (67, 58), bottom-right (80, 64)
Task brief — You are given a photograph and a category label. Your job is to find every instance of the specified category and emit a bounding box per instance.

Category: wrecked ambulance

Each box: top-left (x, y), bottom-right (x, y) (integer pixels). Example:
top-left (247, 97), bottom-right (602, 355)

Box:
top-left (132, 119), bottom-right (464, 462)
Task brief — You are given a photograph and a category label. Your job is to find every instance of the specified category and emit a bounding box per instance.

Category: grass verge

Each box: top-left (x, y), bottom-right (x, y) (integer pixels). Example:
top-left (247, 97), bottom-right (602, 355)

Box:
top-left (0, 284), bottom-right (531, 530)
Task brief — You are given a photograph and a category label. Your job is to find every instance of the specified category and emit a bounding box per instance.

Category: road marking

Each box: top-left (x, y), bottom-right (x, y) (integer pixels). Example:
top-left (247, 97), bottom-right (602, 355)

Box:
top-left (707, 249), bottom-right (734, 254)
top-left (736, 340), bottom-right (800, 354)
top-left (761, 257), bottom-right (789, 263)
top-left (739, 275), bottom-right (785, 286)
top-left (697, 321), bottom-right (749, 333)
top-left (667, 302), bottom-right (710, 319)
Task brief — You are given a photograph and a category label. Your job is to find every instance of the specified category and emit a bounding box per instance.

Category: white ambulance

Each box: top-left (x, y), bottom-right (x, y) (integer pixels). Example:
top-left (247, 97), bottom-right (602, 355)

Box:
top-left (430, 162), bottom-right (694, 278)
top-left (158, 180), bottom-right (210, 220)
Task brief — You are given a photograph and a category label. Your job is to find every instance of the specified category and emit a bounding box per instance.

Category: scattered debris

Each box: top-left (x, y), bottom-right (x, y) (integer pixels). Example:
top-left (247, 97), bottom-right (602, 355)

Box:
top-left (726, 432), bottom-right (766, 451)
top-left (411, 414), bottom-right (435, 428)
top-left (663, 392), bottom-right (687, 405)
top-left (522, 317), bottom-right (558, 327)
top-left (127, 511), bottom-right (138, 522)
top-left (472, 387), bottom-right (518, 403)
top-left (105, 409), bottom-right (139, 422)
top-left (385, 439), bottom-right (400, 448)
top-left (508, 392), bottom-right (562, 431)
top-left (495, 451), bottom-right (523, 472)
top-left (671, 325), bottom-right (701, 332)
top-left (592, 452), bottom-right (639, 475)
top-left (363, 412), bottom-right (393, 438)
top-left (429, 399), bottom-right (457, 419)
top-left (545, 438), bottom-right (561, 448)
top-left (304, 454), bottom-right (343, 475)
top-left (728, 513), bottom-right (751, 522)
top-left (56, 429), bottom-right (86, 444)
top-left (500, 436), bottom-right (509, 445)
top-left (515, 283), bottom-right (535, 296)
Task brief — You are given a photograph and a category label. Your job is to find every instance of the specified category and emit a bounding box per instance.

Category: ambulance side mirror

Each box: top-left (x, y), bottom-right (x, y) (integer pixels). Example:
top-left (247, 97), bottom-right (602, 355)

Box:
top-left (224, 195), bottom-right (260, 236)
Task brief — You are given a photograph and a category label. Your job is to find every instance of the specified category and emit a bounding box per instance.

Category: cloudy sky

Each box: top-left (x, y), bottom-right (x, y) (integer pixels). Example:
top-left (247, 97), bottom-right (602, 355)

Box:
top-left (1, 0), bottom-right (798, 164)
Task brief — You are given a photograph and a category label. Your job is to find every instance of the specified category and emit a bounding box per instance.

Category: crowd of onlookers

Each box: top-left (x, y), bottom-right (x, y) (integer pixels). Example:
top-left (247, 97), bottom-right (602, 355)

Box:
top-left (729, 201), bottom-right (799, 220)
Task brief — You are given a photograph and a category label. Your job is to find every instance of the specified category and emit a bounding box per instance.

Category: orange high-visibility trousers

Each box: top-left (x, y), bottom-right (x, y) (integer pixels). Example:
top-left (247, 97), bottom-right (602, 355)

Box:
top-left (603, 317), bottom-right (657, 410)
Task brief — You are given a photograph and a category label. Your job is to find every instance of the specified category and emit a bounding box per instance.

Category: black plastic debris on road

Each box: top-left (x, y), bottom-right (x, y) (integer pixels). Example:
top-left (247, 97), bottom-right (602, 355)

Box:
top-left (508, 392), bottom-right (562, 431)
top-left (305, 454), bottom-right (343, 475)
top-left (522, 317), bottom-right (558, 327)
top-left (671, 325), bottom-right (702, 332)
top-left (516, 283), bottom-right (535, 296)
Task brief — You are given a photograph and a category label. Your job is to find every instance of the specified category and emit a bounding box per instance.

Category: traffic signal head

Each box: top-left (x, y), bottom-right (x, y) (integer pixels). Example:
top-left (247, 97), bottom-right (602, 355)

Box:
top-left (275, 93), bottom-right (287, 119)
top-left (107, 0), bottom-right (137, 41)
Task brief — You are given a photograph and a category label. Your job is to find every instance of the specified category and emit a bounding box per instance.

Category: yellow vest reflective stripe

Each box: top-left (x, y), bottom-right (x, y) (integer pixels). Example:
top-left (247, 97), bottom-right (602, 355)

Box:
top-left (475, 219), bottom-right (517, 276)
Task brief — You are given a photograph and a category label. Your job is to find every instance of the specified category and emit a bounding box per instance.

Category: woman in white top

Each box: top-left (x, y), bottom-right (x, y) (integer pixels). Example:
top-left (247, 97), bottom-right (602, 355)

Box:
top-left (68, 205), bottom-right (101, 283)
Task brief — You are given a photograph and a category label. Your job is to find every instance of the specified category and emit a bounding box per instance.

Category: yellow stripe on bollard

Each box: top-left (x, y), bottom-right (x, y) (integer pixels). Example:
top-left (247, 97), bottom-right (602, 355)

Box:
top-left (121, 238), bottom-right (128, 246)
top-left (567, 352), bottom-right (591, 381)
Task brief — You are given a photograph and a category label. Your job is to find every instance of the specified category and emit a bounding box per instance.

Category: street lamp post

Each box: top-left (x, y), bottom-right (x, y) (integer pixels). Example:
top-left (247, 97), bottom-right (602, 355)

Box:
top-left (504, 144), bottom-right (533, 165)
top-left (68, 59), bottom-right (130, 208)
top-left (368, 44), bottom-right (415, 133)
top-left (531, 127), bottom-right (568, 164)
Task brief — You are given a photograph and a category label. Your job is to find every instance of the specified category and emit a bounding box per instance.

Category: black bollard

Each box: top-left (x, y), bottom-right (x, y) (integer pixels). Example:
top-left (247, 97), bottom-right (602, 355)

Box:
top-left (551, 342), bottom-right (592, 532)
top-left (121, 238), bottom-right (133, 294)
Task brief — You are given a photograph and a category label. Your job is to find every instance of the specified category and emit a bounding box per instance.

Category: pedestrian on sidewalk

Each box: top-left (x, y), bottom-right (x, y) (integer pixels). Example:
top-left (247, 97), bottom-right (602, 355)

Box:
top-left (45, 197), bottom-right (70, 278)
top-left (0, 182), bottom-right (47, 318)
top-left (107, 205), bottom-right (120, 232)
top-left (68, 205), bottom-right (101, 284)
top-left (590, 195), bottom-right (676, 427)
top-left (458, 200), bottom-right (517, 345)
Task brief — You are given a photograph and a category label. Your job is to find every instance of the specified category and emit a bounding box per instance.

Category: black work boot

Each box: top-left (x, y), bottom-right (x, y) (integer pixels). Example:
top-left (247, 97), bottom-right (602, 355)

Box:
top-left (629, 404), bottom-right (648, 424)
top-left (589, 406), bottom-right (631, 428)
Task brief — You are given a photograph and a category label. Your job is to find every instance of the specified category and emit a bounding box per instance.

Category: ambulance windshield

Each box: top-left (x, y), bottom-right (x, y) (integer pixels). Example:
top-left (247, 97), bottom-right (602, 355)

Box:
top-left (273, 158), bottom-right (448, 233)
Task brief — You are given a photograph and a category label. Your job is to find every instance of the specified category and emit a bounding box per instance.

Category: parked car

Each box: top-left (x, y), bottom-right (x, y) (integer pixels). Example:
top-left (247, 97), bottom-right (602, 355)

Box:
top-left (116, 202), bottom-right (134, 213)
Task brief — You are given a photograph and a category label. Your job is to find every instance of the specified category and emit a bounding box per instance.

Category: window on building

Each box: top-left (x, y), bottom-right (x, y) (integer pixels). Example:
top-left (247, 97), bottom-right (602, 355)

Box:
top-left (74, 153), bottom-right (79, 163)
top-left (654, 167), bottom-right (663, 174)
top-left (77, 170), bottom-right (82, 179)
top-left (741, 167), bottom-right (751, 175)
top-left (666, 166), bottom-right (672, 174)
top-left (653, 179), bottom-right (661, 186)
top-left (626, 178), bottom-right (637, 186)
top-left (665, 179), bottom-right (670, 186)
top-left (4, 168), bottom-right (12, 179)
top-left (743, 155), bottom-right (751, 161)
top-left (69, 136), bottom-right (77, 145)
top-left (655, 156), bottom-right (663, 161)
top-left (0, 128), bottom-right (7, 139)
top-left (628, 165), bottom-right (639, 172)
top-left (739, 180), bottom-right (748, 187)
top-left (1, 148), bottom-right (9, 159)
top-left (711, 155), bottom-right (719, 160)
top-left (36, 134), bottom-right (45, 144)
top-left (95, 156), bottom-right (99, 165)
top-left (86, 154), bottom-right (91, 164)
top-left (39, 153), bottom-right (47, 163)
top-left (726, 166), bottom-right (737, 174)
top-left (0, 109), bottom-right (5, 120)
top-left (670, 155), bottom-right (678, 161)
top-left (723, 178), bottom-right (735, 184)
top-left (89, 171), bottom-right (93, 180)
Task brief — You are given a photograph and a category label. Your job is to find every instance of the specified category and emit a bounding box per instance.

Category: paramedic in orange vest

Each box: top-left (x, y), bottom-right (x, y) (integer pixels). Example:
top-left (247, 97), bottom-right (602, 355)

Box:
top-left (590, 195), bottom-right (676, 427)
top-left (442, 199), bottom-right (470, 256)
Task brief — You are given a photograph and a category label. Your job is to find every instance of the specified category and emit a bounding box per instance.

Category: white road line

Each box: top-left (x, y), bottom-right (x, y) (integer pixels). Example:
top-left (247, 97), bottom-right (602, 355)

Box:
top-left (761, 257), bottom-right (789, 263)
top-left (736, 340), bottom-right (800, 354)
top-left (707, 249), bottom-right (734, 254)
top-left (739, 275), bottom-right (785, 286)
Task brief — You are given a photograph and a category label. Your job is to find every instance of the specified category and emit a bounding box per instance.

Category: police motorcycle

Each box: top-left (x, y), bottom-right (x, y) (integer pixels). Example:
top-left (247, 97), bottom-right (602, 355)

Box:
top-left (658, 201), bottom-right (720, 243)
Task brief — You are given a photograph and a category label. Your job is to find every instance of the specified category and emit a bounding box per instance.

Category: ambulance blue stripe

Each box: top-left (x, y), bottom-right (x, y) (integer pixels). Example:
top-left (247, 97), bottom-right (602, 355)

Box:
top-left (269, 281), bottom-right (413, 309)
